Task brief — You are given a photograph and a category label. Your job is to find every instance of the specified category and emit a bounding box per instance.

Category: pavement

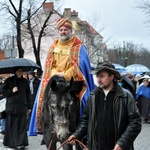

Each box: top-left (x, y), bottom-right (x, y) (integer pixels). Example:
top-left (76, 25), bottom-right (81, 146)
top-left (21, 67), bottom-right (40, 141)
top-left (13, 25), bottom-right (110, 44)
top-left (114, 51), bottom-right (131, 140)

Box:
top-left (0, 122), bottom-right (150, 150)
top-left (134, 123), bottom-right (150, 150)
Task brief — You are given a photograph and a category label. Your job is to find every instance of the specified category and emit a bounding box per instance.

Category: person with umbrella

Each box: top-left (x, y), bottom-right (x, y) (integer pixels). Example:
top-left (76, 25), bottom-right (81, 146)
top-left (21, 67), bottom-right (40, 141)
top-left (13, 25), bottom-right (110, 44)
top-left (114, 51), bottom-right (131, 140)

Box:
top-left (2, 67), bottom-right (31, 149)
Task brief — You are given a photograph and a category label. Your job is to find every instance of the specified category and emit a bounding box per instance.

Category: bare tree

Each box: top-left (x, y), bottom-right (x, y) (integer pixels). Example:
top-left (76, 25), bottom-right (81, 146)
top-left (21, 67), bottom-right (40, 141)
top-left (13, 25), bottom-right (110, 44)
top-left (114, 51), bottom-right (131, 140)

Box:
top-left (0, 0), bottom-right (27, 57)
top-left (75, 13), bottom-right (109, 64)
top-left (108, 41), bottom-right (150, 68)
top-left (0, 0), bottom-right (63, 75)
top-left (22, 1), bottom-right (64, 76)
top-left (0, 0), bottom-right (43, 57)
top-left (24, 0), bottom-right (53, 75)
top-left (136, 0), bottom-right (150, 26)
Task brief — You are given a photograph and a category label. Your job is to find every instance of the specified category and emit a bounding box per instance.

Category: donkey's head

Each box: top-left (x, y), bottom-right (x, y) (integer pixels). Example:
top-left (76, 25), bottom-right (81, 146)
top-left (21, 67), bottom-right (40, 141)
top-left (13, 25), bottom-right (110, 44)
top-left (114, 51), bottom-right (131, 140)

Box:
top-left (45, 75), bottom-right (74, 141)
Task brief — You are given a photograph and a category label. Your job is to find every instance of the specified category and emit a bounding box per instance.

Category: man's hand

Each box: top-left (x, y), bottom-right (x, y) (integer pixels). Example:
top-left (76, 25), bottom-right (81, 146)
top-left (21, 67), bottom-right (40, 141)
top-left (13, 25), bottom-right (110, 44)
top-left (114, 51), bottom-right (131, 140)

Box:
top-left (113, 144), bottom-right (122, 150)
top-left (67, 135), bottom-right (77, 145)
top-left (12, 87), bottom-right (18, 93)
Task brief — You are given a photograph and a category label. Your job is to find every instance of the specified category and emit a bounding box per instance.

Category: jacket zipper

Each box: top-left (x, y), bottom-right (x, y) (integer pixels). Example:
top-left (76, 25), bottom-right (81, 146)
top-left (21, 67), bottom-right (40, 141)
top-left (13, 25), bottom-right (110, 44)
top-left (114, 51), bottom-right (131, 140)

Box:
top-left (113, 94), bottom-right (122, 142)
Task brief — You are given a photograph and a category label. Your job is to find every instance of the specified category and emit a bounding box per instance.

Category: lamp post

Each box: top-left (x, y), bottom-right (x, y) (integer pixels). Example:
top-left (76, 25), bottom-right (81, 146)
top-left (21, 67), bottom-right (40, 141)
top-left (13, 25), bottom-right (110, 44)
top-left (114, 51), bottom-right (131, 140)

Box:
top-left (119, 57), bottom-right (128, 67)
top-left (117, 47), bottom-right (121, 64)
top-left (124, 57), bottom-right (128, 67)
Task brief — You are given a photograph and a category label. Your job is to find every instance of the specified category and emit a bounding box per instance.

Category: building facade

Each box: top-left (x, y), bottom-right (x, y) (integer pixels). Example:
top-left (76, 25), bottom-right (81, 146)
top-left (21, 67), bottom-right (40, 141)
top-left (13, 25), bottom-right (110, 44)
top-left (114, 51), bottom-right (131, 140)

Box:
top-left (21, 2), bottom-right (108, 69)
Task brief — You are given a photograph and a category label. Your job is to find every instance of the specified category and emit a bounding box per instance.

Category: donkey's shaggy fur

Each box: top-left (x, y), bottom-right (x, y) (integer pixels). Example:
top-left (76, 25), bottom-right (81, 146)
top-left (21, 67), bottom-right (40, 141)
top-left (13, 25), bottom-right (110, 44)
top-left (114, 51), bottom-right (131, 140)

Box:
top-left (40, 75), bottom-right (81, 150)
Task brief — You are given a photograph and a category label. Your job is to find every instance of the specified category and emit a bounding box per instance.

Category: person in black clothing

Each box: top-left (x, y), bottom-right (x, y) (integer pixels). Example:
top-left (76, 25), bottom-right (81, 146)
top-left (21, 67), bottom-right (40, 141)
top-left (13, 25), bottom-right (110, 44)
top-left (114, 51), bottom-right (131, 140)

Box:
top-left (2, 67), bottom-right (31, 149)
top-left (27, 71), bottom-right (40, 110)
top-left (118, 75), bottom-right (136, 99)
top-left (126, 72), bottom-right (137, 93)
top-left (0, 75), bottom-right (6, 135)
top-left (27, 71), bottom-right (40, 129)
top-left (68, 61), bottom-right (141, 150)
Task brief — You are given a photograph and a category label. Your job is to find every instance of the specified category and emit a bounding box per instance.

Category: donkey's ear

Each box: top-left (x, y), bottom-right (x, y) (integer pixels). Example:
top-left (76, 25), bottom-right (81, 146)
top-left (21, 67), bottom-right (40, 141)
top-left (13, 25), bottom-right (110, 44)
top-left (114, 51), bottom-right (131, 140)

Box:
top-left (48, 75), bottom-right (59, 91)
top-left (66, 77), bottom-right (74, 90)
top-left (51, 79), bottom-right (57, 91)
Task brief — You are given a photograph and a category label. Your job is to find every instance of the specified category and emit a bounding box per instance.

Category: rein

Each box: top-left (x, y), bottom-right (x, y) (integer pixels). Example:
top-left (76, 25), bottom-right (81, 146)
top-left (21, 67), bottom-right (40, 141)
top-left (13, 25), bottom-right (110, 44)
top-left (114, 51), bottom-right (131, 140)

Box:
top-left (48, 131), bottom-right (56, 150)
top-left (48, 131), bottom-right (89, 150)
top-left (56, 139), bottom-right (89, 150)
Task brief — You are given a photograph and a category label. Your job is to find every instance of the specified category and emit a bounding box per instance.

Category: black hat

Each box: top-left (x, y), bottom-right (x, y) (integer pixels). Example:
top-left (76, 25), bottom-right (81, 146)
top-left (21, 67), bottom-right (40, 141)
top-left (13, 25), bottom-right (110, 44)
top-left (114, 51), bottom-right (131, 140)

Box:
top-left (27, 70), bottom-right (35, 77)
top-left (13, 66), bottom-right (23, 73)
top-left (90, 61), bottom-right (121, 80)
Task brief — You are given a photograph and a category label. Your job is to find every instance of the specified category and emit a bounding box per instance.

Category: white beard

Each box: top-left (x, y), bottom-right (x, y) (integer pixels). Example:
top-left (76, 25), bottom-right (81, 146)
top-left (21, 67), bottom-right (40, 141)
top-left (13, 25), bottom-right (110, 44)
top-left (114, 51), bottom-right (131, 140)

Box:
top-left (59, 33), bottom-right (72, 42)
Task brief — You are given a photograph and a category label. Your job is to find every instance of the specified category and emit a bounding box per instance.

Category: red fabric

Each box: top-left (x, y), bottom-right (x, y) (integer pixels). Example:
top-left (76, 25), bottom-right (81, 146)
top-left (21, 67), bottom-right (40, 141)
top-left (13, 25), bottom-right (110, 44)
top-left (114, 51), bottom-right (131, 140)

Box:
top-left (57, 18), bottom-right (72, 29)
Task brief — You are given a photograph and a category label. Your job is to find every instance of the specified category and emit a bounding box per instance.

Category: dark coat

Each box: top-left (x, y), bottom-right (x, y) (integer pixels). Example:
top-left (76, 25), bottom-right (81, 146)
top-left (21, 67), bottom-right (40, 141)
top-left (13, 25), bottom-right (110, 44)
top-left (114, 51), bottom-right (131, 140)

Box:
top-left (0, 82), bottom-right (6, 119)
top-left (73, 84), bottom-right (141, 150)
top-left (28, 77), bottom-right (40, 109)
top-left (2, 75), bottom-right (31, 114)
top-left (0, 82), bottom-right (5, 100)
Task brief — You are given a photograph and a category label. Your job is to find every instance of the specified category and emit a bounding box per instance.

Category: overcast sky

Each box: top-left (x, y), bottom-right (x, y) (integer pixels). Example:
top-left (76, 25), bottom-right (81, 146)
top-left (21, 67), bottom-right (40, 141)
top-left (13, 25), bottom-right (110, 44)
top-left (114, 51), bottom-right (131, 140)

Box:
top-left (61, 0), bottom-right (150, 49)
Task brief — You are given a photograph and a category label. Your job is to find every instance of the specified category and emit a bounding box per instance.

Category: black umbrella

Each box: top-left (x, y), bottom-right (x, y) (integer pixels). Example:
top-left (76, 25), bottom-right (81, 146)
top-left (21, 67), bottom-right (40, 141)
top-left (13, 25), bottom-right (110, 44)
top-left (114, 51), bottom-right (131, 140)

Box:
top-left (0, 58), bottom-right (40, 74)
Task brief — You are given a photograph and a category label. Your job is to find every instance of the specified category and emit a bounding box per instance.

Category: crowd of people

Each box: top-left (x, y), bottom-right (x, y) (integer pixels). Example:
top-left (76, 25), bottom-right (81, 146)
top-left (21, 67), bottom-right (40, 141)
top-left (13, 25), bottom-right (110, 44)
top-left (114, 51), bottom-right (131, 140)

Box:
top-left (117, 71), bottom-right (150, 124)
top-left (0, 17), bottom-right (148, 150)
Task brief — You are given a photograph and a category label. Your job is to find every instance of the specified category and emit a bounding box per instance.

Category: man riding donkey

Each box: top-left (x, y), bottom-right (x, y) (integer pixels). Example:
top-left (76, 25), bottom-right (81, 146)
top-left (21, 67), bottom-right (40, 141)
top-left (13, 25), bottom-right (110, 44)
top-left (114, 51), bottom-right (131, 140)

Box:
top-left (29, 18), bottom-right (95, 147)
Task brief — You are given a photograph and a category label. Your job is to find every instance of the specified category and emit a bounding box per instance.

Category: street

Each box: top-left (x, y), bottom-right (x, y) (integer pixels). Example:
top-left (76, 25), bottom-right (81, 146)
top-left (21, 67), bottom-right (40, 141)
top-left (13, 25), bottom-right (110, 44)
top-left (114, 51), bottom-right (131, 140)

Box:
top-left (0, 122), bottom-right (150, 150)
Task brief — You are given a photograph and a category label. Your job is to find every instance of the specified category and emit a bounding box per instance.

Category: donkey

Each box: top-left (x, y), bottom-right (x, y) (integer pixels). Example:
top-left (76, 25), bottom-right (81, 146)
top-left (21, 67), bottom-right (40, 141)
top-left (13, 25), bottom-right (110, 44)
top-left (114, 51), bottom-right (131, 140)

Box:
top-left (40, 75), bottom-right (82, 150)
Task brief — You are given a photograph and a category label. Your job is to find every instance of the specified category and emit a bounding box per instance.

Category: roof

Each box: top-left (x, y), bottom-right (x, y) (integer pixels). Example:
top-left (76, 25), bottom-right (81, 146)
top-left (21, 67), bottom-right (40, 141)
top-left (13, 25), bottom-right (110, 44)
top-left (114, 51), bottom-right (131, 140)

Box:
top-left (79, 20), bottom-right (103, 38)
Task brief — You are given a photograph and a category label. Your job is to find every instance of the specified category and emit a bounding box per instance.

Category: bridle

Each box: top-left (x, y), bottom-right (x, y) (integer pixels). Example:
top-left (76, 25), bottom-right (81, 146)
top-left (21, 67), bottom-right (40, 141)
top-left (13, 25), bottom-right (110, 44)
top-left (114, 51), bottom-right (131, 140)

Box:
top-left (48, 132), bottom-right (89, 150)
top-left (53, 119), bottom-right (70, 127)
top-left (48, 138), bottom-right (88, 150)
top-left (48, 91), bottom-right (72, 128)
top-left (56, 139), bottom-right (89, 150)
